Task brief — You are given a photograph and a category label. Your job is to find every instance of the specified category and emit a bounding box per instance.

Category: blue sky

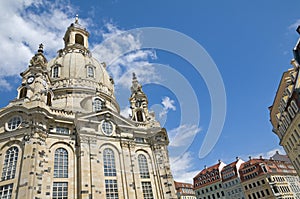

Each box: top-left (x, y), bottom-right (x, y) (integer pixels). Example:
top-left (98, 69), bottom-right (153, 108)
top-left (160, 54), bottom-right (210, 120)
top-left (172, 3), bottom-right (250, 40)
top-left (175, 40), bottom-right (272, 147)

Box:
top-left (0, 0), bottom-right (299, 183)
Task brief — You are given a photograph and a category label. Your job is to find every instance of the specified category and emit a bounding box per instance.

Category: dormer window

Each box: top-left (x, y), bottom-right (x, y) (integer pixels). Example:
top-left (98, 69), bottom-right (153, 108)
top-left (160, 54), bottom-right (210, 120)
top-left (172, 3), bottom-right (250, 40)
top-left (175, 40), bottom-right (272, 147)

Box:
top-left (52, 65), bottom-right (59, 78)
top-left (87, 66), bottom-right (94, 78)
top-left (93, 98), bottom-right (102, 112)
top-left (75, 34), bottom-right (84, 46)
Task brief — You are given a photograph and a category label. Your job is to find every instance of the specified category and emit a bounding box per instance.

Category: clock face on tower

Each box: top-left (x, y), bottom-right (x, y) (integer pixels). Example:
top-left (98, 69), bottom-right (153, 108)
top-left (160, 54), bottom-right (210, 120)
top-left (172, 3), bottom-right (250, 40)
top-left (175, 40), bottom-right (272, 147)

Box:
top-left (27, 76), bottom-right (35, 84)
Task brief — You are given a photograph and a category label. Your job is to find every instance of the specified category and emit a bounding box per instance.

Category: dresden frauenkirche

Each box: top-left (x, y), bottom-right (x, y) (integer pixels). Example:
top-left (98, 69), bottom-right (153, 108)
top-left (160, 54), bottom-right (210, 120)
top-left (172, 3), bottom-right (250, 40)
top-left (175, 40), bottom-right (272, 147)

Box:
top-left (0, 17), bottom-right (177, 199)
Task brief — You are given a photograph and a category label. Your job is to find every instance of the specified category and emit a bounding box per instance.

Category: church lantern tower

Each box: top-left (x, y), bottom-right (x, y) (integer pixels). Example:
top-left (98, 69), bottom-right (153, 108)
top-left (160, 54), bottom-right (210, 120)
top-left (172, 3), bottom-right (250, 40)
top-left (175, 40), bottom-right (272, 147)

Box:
top-left (130, 73), bottom-right (150, 122)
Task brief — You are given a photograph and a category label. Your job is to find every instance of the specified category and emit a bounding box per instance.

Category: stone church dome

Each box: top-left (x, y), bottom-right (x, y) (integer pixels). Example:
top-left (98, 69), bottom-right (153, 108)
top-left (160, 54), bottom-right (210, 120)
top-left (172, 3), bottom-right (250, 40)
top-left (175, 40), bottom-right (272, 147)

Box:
top-left (47, 52), bottom-right (113, 95)
top-left (46, 16), bottom-right (118, 112)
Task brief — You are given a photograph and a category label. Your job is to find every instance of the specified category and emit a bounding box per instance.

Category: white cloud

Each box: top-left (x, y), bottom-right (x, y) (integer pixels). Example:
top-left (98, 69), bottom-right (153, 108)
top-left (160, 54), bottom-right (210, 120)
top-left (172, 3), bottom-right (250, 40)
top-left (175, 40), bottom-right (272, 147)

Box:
top-left (170, 152), bottom-right (199, 183)
top-left (0, 79), bottom-right (13, 91)
top-left (0, 3), bottom-right (160, 92)
top-left (169, 124), bottom-right (201, 147)
top-left (289, 19), bottom-right (300, 30)
top-left (159, 96), bottom-right (176, 118)
top-left (162, 96), bottom-right (176, 111)
top-left (91, 23), bottom-right (159, 89)
top-left (243, 147), bottom-right (286, 160)
top-left (0, 0), bottom-right (77, 90)
top-left (120, 106), bottom-right (131, 118)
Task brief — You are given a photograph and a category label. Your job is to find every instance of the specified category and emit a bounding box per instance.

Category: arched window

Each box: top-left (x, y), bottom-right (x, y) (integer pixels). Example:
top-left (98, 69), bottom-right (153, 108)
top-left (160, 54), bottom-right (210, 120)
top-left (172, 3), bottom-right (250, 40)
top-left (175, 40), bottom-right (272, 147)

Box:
top-left (19, 87), bottom-right (27, 99)
top-left (47, 92), bottom-right (52, 106)
top-left (53, 66), bottom-right (59, 78)
top-left (103, 148), bottom-right (116, 176)
top-left (138, 154), bottom-right (150, 178)
top-left (93, 98), bottom-right (102, 112)
top-left (87, 66), bottom-right (94, 78)
top-left (137, 111), bottom-right (144, 122)
top-left (2, 147), bottom-right (19, 181)
top-left (75, 34), bottom-right (84, 46)
top-left (54, 148), bottom-right (68, 178)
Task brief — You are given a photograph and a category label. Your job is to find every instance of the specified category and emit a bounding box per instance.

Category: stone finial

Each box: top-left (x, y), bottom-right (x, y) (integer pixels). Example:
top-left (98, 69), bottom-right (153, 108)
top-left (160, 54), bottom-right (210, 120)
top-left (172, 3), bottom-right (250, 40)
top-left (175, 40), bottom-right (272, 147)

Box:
top-left (29, 43), bottom-right (47, 67)
top-left (38, 43), bottom-right (44, 53)
top-left (131, 72), bottom-right (142, 93)
top-left (75, 14), bottom-right (79, 24)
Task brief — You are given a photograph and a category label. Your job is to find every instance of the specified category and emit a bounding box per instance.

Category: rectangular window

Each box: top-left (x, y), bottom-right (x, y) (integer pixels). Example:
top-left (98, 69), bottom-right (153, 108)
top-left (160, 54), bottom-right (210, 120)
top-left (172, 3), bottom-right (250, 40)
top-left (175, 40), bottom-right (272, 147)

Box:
top-left (56, 127), bottom-right (69, 135)
top-left (295, 129), bottom-right (300, 138)
top-left (289, 138), bottom-right (295, 147)
top-left (135, 137), bottom-right (144, 143)
top-left (141, 182), bottom-right (154, 199)
top-left (52, 66), bottom-right (59, 78)
top-left (0, 184), bottom-right (13, 199)
top-left (256, 191), bottom-right (260, 198)
top-left (292, 133), bottom-right (297, 143)
top-left (105, 179), bottom-right (118, 199)
top-left (87, 66), bottom-right (94, 78)
top-left (52, 182), bottom-right (68, 199)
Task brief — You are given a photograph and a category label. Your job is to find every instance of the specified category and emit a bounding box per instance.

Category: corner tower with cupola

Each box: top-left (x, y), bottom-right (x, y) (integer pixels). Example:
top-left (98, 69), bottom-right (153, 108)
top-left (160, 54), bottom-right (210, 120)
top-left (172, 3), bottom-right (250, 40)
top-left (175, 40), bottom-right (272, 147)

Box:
top-left (0, 16), bottom-right (177, 199)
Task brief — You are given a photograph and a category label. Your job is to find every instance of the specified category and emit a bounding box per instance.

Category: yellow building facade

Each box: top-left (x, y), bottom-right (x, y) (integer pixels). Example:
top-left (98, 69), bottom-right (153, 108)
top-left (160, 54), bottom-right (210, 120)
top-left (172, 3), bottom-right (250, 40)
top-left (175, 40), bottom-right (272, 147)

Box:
top-left (0, 18), bottom-right (177, 199)
top-left (269, 26), bottom-right (300, 177)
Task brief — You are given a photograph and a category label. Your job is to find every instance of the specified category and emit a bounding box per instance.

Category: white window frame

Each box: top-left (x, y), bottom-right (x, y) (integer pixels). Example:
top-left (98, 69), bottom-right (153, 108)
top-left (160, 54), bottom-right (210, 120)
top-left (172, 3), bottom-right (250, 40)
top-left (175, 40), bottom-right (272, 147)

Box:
top-left (93, 98), bottom-right (103, 112)
top-left (1, 147), bottom-right (19, 181)
top-left (103, 148), bottom-right (116, 176)
top-left (52, 182), bottom-right (68, 199)
top-left (105, 179), bottom-right (118, 199)
top-left (138, 154), bottom-right (150, 178)
top-left (0, 183), bottom-right (13, 199)
top-left (141, 181), bottom-right (154, 199)
top-left (54, 148), bottom-right (68, 178)
top-left (56, 127), bottom-right (69, 135)
top-left (52, 65), bottom-right (61, 78)
top-left (86, 65), bottom-right (96, 78)
top-left (102, 121), bottom-right (113, 136)
top-left (6, 116), bottom-right (22, 131)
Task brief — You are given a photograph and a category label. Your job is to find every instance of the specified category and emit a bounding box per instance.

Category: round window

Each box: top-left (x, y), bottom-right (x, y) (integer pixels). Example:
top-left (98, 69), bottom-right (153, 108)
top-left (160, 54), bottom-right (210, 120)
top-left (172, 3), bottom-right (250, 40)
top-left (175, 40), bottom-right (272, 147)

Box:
top-left (102, 121), bottom-right (113, 136)
top-left (7, 116), bottom-right (22, 131)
